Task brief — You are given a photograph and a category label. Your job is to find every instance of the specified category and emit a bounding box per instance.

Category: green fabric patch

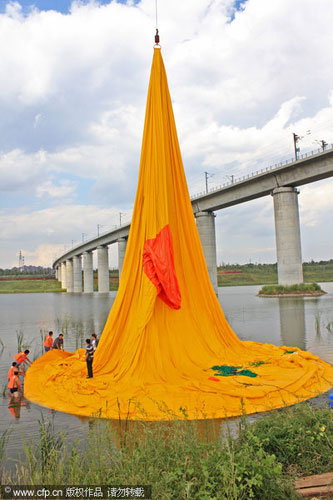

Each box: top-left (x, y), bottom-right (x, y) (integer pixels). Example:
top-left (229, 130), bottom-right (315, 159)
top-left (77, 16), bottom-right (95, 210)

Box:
top-left (211, 365), bottom-right (258, 378)
top-left (283, 350), bottom-right (296, 355)
top-left (250, 361), bottom-right (265, 368)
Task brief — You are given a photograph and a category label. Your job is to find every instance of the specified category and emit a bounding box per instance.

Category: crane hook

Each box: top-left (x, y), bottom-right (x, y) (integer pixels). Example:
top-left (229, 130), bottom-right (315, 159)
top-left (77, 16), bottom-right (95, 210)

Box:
top-left (155, 28), bottom-right (160, 45)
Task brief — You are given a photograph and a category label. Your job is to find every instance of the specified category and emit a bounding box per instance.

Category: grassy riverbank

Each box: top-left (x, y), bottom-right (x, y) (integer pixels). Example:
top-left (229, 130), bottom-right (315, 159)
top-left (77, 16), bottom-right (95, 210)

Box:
top-left (217, 260), bottom-right (333, 286)
top-left (2, 401), bottom-right (333, 499)
top-left (0, 279), bottom-right (64, 293)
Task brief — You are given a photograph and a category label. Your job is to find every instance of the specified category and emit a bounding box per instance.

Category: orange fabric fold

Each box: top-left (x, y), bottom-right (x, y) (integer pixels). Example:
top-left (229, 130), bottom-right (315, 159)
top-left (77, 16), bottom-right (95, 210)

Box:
top-left (143, 224), bottom-right (181, 309)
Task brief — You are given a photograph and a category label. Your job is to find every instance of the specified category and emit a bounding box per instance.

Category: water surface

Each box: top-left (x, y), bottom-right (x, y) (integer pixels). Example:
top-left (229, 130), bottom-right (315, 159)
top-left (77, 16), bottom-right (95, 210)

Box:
top-left (0, 284), bottom-right (332, 461)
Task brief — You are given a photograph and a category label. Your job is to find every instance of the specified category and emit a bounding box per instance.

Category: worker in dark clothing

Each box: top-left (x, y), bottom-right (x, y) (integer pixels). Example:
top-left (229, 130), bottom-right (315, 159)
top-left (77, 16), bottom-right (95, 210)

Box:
top-left (53, 333), bottom-right (64, 350)
top-left (85, 338), bottom-right (94, 378)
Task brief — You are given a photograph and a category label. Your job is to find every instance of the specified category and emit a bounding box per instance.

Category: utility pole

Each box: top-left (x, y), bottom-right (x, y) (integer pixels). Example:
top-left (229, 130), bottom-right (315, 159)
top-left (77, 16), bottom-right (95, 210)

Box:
top-left (293, 133), bottom-right (301, 161)
top-left (204, 172), bottom-right (214, 194)
top-left (320, 140), bottom-right (328, 151)
top-left (226, 175), bottom-right (234, 184)
top-left (119, 212), bottom-right (124, 226)
top-left (82, 233), bottom-right (86, 243)
top-left (18, 250), bottom-right (24, 272)
top-left (292, 130), bottom-right (310, 160)
top-left (97, 224), bottom-right (104, 237)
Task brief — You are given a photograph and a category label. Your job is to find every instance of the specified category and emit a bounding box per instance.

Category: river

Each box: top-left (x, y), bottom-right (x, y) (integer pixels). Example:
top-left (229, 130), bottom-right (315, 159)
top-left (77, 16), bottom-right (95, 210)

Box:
top-left (0, 284), bottom-right (332, 462)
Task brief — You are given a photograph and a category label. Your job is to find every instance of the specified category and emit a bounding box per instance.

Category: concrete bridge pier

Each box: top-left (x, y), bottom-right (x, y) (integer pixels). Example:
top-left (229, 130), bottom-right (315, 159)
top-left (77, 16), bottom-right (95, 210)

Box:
top-left (57, 265), bottom-right (62, 283)
top-left (73, 255), bottom-right (82, 293)
top-left (195, 211), bottom-right (218, 295)
top-left (61, 262), bottom-right (66, 289)
top-left (97, 245), bottom-right (109, 293)
top-left (272, 186), bottom-right (303, 285)
top-left (66, 259), bottom-right (73, 293)
top-left (118, 237), bottom-right (127, 279)
top-left (83, 251), bottom-right (94, 293)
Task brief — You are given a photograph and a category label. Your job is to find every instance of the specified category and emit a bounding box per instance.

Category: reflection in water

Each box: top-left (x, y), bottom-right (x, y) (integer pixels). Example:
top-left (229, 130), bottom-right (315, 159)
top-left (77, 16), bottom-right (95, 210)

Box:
top-left (278, 298), bottom-right (306, 350)
top-left (8, 395), bottom-right (30, 419)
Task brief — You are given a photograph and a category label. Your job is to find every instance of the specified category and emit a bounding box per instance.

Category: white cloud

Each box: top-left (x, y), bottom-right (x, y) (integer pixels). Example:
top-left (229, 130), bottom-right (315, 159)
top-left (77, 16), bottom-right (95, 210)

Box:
top-left (0, 148), bottom-right (47, 191)
top-left (1, 0), bottom-right (333, 267)
top-left (300, 180), bottom-right (333, 228)
top-left (0, 203), bottom-right (133, 267)
top-left (22, 243), bottom-right (65, 267)
top-left (35, 179), bottom-right (77, 199)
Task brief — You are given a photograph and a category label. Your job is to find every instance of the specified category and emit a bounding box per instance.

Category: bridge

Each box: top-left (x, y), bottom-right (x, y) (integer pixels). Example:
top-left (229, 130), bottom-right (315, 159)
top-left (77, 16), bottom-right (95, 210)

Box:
top-left (53, 147), bottom-right (333, 294)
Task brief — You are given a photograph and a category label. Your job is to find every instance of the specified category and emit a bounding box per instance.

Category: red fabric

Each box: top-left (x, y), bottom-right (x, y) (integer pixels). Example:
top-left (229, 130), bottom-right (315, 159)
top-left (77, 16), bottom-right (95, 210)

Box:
top-left (143, 224), bottom-right (181, 309)
top-left (208, 376), bottom-right (220, 382)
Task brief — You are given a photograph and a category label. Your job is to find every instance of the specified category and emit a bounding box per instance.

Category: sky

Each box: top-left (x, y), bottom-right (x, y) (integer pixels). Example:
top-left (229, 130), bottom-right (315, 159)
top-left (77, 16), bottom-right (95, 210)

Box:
top-left (0, 0), bottom-right (333, 269)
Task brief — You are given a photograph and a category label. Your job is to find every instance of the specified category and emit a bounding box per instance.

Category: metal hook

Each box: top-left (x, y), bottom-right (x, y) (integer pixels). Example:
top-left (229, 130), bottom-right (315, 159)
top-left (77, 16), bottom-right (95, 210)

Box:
top-left (155, 28), bottom-right (160, 45)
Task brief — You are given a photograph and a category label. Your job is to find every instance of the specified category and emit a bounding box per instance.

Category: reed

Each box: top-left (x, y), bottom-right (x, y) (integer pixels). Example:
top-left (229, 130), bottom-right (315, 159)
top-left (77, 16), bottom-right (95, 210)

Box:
top-left (0, 429), bottom-right (10, 467)
top-left (2, 383), bottom-right (7, 398)
top-left (315, 312), bottom-right (321, 336)
top-left (16, 331), bottom-right (32, 352)
top-left (7, 402), bottom-right (333, 498)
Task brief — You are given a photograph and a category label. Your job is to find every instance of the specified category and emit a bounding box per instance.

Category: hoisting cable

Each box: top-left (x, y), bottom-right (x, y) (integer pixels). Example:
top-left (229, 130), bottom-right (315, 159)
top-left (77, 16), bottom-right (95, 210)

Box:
top-left (154, 0), bottom-right (160, 46)
top-left (155, 0), bottom-right (158, 30)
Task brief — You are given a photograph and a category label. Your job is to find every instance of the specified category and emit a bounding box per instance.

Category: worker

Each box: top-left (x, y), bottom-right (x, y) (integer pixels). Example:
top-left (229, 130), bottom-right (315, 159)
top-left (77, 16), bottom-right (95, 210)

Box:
top-left (53, 333), bottom-right (64, 350)
top-left (44, 331), bottom-right (54, 352)
top-left (14, 350), bottom-right (32, 370)
top-left (8, 362), bottom-right (22, 381)
top-left (85, 338), bottom-right (94, 378)
top-left (8, 369), bottom-right (22, 398)
top-left (91, 333), bottom-right (99, 351)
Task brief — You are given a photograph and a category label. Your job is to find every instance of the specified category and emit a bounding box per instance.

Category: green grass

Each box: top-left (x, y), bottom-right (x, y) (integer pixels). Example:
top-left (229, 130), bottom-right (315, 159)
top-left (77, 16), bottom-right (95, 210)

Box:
top-left (303, 261), bottom-right (333, 283)
top-left (92, 270), bottom-right (119, 291)
top-left (258, 283), bottom-right (324, 296)
top-left (217, 261), bottom-right (333, 287)
top-left (0, 279), bottom-right (65, 293)
top-left (3, 402), bottom-right (333, 499)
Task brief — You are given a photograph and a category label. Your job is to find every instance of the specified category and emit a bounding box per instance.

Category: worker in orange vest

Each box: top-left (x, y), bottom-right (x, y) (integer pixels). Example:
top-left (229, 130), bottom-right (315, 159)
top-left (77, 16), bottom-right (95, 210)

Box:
top-left (44, 331), bottom-right (54, 352)
top-left (8, 370), bottom-right (22, 398)
top-left (14, 350), bottom-right (32, 370)
top-left (8, 362), bottom-right (22, 381)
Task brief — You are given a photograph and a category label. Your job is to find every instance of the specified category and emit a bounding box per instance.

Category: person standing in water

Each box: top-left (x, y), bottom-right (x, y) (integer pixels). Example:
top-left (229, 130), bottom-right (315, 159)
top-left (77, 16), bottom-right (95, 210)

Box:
top-left (14, 350), bottom-right (32, 371)
top-left (85, 338), bottom-right (94, 378)
top-left (8, 369), bottom-right (22, 398)
top-left (53, 333), bottom-right (64, 350)
top-left (91, 333), bottom-right (99, 351)
top-left (44, 331), bottom-right (54, 352)
top-left (8, 362), bottom-right (22, 381)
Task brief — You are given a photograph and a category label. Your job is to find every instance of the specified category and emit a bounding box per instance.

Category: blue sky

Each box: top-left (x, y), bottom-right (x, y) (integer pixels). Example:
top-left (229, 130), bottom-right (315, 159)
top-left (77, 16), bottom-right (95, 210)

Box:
top-left (0, 0), bottom-right (332, 268)
top-left (0, 0), bottom-right (136, 14)
top-left (0, 0), bottom-right (244, 14)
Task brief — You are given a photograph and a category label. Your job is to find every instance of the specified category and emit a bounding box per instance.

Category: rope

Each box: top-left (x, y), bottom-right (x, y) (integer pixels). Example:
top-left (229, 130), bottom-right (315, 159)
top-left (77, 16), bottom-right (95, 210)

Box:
top-left (155, 0), bottom-right (158, 29)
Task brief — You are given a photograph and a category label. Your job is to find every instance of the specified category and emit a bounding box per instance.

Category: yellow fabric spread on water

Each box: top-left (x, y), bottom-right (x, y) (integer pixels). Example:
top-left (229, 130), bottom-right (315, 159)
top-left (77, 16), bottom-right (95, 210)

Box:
top-left (24, 48), bottom-right (333, 420)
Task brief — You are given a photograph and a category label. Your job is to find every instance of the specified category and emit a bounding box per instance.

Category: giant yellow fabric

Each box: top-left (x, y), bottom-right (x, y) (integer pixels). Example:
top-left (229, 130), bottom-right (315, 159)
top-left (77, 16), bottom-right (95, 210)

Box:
top-left (25, 48), bottom-right (333, 420)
